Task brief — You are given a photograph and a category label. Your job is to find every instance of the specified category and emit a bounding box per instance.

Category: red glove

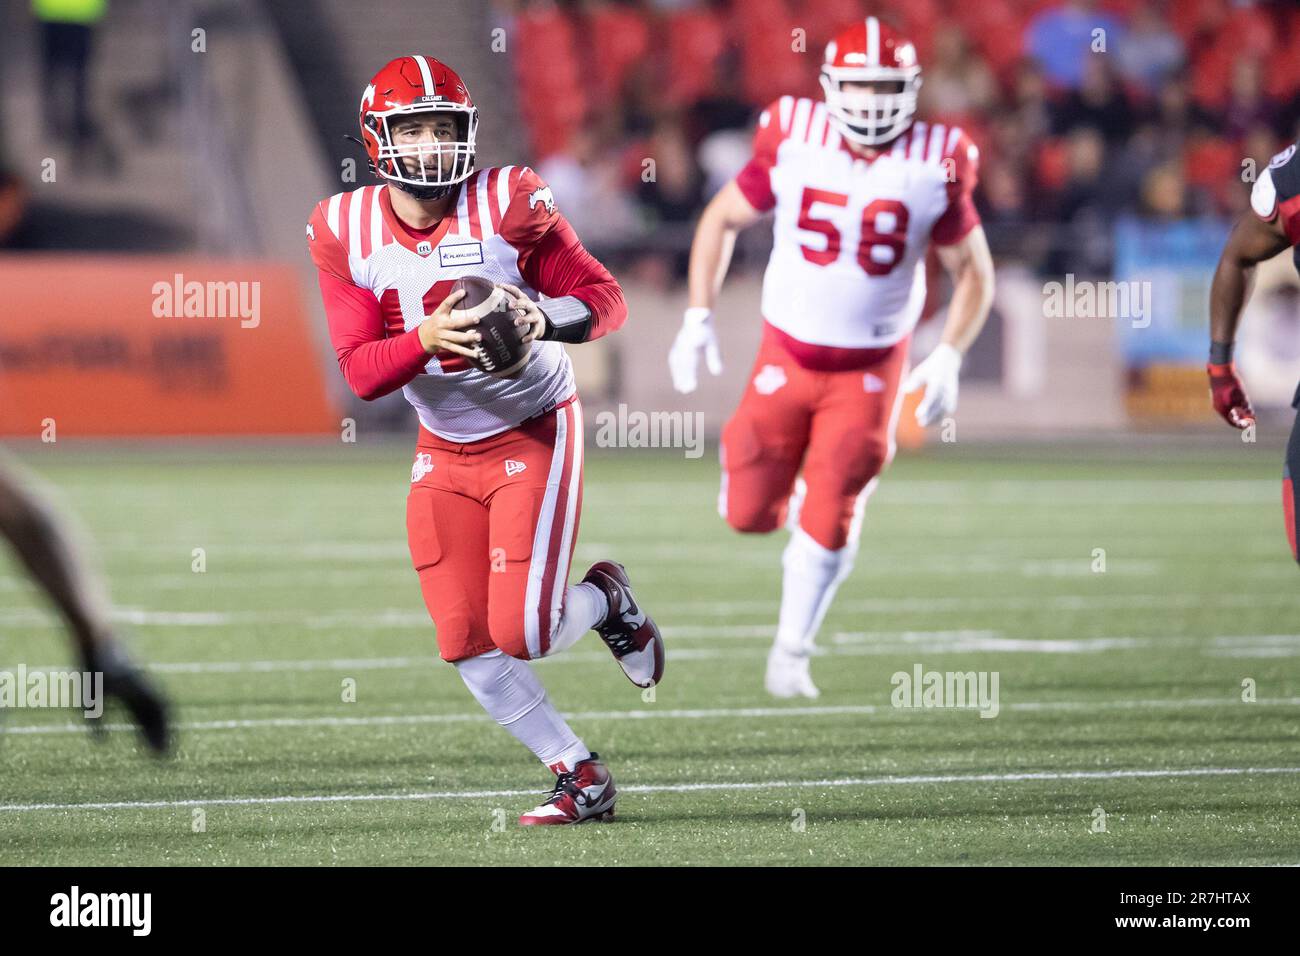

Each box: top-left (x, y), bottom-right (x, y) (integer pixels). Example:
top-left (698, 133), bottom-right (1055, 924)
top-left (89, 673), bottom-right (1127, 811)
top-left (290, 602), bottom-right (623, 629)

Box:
top-left (1207, 362), bottom-right (1256, 429)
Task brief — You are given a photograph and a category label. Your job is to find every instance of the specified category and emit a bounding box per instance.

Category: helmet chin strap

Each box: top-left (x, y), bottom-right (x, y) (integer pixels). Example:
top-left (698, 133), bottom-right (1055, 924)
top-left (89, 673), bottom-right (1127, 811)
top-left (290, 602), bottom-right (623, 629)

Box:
top-left (394, 179), bottom-right (457, 202)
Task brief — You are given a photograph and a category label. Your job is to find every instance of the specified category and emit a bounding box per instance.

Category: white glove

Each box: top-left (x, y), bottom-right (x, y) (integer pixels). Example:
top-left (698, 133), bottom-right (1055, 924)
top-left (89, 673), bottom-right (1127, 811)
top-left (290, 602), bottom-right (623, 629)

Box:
top-left (668, 307), bottom-right (723, 394)
top-left (903, 343), bottom-right (962, 427)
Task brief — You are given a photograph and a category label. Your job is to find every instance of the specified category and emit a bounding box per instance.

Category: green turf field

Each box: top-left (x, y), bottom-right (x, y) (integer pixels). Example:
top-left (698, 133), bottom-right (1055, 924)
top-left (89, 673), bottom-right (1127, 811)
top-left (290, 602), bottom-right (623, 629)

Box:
top-left (1, 440), bottom-right (1298, 865)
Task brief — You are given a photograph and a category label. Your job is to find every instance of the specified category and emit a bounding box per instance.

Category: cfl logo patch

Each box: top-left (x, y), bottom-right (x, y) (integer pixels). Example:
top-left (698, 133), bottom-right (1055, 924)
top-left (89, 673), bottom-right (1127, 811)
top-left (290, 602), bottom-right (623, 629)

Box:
top-left (411, 452), bottom-right (434, 483)
top-left (504, 459), bottom-right (527, 477)
top-left (416, 240), bottom-right (433, 256)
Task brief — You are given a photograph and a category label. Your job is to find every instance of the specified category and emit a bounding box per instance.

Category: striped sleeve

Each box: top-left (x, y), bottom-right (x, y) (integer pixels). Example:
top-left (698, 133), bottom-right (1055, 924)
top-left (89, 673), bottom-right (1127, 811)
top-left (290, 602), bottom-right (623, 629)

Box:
top-left (930, 127), bottom-right (982, 247)
top-left (307, 198), bottom-right (352, 283)
top-left (734, 97), bottom-right (789, 212)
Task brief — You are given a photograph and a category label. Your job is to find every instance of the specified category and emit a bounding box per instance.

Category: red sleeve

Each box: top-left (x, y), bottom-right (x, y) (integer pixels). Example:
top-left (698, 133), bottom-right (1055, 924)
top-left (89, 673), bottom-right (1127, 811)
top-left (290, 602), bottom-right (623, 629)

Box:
top-left (501, 167), bottom-right (628, 340)
top-left (307, 201), bottom-right (351, 281)
top-left (733, 99), bottom-right (783, 212)
top-left (318, 269), bottom-right (428, 401)
top-left (930, 130), bottom-right (982, 247)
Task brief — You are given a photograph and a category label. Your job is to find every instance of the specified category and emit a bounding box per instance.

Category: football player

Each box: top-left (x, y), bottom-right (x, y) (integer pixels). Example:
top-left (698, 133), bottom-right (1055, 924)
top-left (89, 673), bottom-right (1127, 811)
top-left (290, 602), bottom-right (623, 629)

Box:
top-left (1207, 141), bottom-right (1300, 564)
top-left (670, 18), bottom-right (995, 697)
top-left (0, 449), bottom-right (170, 751)
top-left (308, 56), bottom-right (664, 825)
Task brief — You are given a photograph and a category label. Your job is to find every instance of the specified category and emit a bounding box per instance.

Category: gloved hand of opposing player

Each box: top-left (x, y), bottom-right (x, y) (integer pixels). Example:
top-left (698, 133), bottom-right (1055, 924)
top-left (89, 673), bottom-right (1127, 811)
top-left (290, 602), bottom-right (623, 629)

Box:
top-left (669, 307), bottom-right (724, 394)
top-left (903, 343), bottom-right (962, 427)
top-left (1207, 362), bottom-right (1256, 429)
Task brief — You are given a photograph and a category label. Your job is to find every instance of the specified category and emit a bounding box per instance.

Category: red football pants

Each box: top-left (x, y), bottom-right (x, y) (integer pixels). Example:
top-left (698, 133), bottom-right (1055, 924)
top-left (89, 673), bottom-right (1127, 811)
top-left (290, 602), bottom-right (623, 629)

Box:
top-left (406, 396), bottom-right (583, 662)
top-left (720, 325), bottom-right (909, 551)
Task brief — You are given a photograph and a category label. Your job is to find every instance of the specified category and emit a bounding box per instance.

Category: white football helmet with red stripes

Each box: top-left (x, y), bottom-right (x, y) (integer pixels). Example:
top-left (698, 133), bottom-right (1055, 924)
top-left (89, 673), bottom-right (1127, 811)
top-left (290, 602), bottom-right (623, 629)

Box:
top-left (820, 17), bottom-right (921, 147)
top-left (359, 54), bottom-right (478, 200)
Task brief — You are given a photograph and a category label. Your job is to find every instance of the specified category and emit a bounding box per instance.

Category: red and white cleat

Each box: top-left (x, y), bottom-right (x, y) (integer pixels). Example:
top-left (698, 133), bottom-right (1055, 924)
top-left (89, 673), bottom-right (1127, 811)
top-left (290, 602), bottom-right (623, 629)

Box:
top-left (582, 561), bottom-right (665, 689)
top-left (518, 753), bottom-right (618, 826)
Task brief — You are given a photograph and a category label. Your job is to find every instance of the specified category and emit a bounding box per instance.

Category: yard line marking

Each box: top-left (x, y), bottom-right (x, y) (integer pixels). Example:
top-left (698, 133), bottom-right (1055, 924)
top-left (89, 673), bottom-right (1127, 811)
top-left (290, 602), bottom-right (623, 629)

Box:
top-left (2, 765), bottom-right (1298, 814)
top-left (5, 593), bottom-right (1300, 632)
top-left (4, 631), bottom-right (1294, 676)
top-left (6, 696), bottom-right (1300, 737)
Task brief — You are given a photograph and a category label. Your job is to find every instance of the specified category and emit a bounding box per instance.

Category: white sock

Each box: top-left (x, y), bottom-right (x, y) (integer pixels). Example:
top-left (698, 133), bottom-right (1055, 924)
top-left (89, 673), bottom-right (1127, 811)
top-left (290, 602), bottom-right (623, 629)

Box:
top-left (545, 581), bottom-right (607, 656)
top-left (454, 649), bottom-right (590, 772)
top-left (775, 526), bottom-right (856, 657)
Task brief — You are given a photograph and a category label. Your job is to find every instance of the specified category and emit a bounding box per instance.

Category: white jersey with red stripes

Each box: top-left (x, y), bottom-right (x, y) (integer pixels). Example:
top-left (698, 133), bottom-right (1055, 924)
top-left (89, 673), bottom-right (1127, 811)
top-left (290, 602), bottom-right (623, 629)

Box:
top-left (308, 165), bottom-right (575, 442)
top-left (735, 95), bottom-right (981, 349)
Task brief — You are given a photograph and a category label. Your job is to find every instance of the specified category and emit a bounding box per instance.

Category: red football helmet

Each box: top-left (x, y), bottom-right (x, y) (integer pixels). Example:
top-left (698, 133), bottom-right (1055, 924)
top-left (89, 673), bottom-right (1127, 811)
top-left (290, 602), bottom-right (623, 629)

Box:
top-left (359, 55), bottom-right (478, 200)
top-left (820, 17), bottom-right (922, 147)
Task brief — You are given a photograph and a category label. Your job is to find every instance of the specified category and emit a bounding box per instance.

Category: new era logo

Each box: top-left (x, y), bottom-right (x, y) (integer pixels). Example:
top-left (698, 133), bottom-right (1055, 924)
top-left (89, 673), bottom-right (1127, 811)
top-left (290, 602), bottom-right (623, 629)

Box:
top-left (504, 459), bottom-right (527, 477)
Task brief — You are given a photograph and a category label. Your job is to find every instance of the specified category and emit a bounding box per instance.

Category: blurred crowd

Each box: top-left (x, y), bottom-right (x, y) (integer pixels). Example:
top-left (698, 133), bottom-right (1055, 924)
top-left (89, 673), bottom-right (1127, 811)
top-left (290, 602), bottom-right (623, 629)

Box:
top-left (499, 0), bottom-right (1300, 280)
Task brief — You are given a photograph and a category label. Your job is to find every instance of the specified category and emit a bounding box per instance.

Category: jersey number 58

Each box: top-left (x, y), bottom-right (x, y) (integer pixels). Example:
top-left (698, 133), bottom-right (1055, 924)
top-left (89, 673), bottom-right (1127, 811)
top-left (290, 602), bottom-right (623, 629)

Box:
top-left (797, 187), bottom-right (909, 277)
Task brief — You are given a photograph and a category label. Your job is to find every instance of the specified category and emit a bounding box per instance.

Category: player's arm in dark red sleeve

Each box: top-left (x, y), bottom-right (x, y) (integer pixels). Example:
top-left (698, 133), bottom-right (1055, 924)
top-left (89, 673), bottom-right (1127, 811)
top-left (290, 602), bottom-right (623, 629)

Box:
top-left (931, 130), bottom-right (982, 247)
top-left (308, 201), bottom-right (428, 401)
top-left (1205, 146), bottom-right (1297, 428)
top-left (732, 98), bottom-right (784, 214)
top-left (500, 167), bottom-right (627, 343)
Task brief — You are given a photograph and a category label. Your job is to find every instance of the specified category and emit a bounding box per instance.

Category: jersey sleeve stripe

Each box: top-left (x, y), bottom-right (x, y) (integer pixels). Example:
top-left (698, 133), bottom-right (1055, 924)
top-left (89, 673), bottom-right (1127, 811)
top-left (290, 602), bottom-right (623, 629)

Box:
top-left (466, 171), bottom-right (483, 239)
top-left (791, 98), bottom-right (812, 145)
top-left (778, 95), bottom-right (794, 135)
top-left (379, 187), bottom-right (394, 245)
top-left (326, 193), bottom-right (342, 240)
top-left (494, 165), bottom-right (514, 224)
top-left (485, 168), bottom-right (502, 234)
top-left (370, 185), bottom-right (386, 250)
top-left (809, 103), bottom-right (827, 145)
top-left (348, 186), bottom-right (364, 258)
top-left (454, 178), bottom-right (471, 237)
top-left (944, 125), bottom-right (964, 158)
top-left (475, 171), bottom-right (493, 238)
top-left (358, 187), bottom-right (373, 259)
top-left (927, 123), bottom-right (946, 165)
top-left (338, 190), bottom-right (353, 258)
top-left (908, 121), bottom-right (928, 160)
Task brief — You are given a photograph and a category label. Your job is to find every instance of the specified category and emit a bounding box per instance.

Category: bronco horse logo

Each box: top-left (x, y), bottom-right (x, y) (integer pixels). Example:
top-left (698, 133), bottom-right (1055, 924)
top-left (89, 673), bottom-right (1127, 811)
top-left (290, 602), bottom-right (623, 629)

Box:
top-left (527, 184), bottom-right (556, 214)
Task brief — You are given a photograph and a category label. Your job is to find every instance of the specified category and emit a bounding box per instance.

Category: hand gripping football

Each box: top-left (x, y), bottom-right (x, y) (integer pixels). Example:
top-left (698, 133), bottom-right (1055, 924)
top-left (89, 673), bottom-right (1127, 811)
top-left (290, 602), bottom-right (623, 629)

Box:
top-left (451, 276), bottom-right (531, 377)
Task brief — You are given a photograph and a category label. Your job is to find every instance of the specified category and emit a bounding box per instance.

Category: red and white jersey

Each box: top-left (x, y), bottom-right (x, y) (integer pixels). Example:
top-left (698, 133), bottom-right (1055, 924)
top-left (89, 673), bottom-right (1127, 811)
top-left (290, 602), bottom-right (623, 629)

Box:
top-left (735, 96), bottom-right (981, 351)
top-left (308, 166), bottom-right (625, 442)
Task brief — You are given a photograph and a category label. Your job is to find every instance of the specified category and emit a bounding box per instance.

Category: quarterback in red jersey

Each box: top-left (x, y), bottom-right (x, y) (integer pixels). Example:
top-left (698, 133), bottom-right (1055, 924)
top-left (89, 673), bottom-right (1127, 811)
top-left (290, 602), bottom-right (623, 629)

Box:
top-left (308, 55), bottom-right (664, 825)
top-left (670, 18), bottom-right (995, 697)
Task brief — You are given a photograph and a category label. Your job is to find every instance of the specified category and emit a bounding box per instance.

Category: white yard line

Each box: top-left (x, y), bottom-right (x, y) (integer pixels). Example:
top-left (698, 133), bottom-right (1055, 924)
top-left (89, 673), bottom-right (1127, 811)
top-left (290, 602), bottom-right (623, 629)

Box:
top-left (4, 633), bottom-right (1295, 675)
top-left (2, 765), bottom-right (1298, 814)
top-left (5, 696), bottom-right (1299, 738)
top-left (3, 592), bottom-right (1299, 632)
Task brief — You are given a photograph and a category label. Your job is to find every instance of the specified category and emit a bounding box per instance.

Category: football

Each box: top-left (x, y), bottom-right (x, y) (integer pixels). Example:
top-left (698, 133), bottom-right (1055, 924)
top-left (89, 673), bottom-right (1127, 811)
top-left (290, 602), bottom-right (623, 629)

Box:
top-left (452, 275), bottom-right (531, 377)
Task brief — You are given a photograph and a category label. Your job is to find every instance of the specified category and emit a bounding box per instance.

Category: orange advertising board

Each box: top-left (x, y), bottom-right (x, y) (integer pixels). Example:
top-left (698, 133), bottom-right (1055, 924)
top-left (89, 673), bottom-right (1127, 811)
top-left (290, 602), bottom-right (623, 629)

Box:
top-left (0, 256), bottom-right (337, 436)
